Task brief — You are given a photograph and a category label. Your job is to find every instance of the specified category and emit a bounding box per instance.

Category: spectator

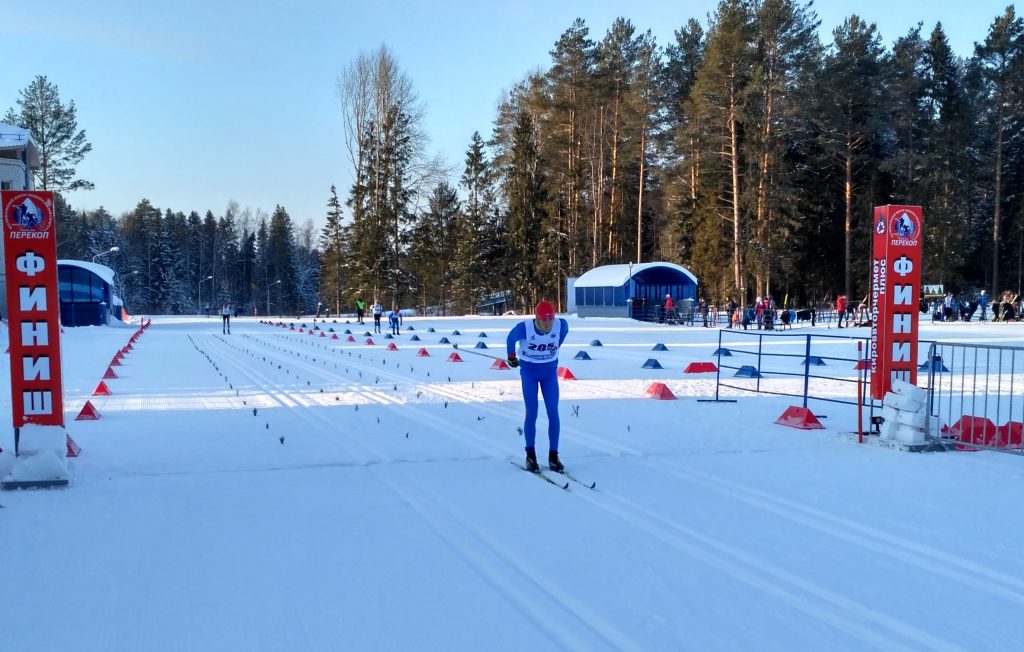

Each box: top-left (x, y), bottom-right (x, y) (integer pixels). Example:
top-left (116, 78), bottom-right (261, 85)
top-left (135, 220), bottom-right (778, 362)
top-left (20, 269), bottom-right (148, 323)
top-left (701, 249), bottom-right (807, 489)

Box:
top-left (663, 294), bottom-right (675, 323)
top-left (836, 294), bottom-right (848, 328)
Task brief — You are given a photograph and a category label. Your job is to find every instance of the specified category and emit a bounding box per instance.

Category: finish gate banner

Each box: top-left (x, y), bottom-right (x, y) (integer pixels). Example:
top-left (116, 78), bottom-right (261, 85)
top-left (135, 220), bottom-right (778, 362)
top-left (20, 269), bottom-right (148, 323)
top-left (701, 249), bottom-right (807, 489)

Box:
top-left (1, 190), bottom-right (65, 428)
top-left (870, 205), bottom-right (923, 400)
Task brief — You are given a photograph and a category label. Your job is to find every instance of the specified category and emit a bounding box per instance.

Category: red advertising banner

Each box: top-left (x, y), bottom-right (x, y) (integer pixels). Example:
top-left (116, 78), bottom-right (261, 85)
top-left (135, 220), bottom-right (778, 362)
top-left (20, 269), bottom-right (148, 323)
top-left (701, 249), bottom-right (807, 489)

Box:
top-left (870, 205), bottom-right (923, 400)
top-left (1, 191), bottom-right (65, 428)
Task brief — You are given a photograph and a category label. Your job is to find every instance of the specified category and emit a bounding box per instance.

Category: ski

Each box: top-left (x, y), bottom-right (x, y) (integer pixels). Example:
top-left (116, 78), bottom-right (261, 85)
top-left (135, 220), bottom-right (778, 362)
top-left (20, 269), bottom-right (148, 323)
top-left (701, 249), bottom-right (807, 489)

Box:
top-left (557, 470), bottom-right (596, 490)
top-left (510, 461), bottom-right (569, 490)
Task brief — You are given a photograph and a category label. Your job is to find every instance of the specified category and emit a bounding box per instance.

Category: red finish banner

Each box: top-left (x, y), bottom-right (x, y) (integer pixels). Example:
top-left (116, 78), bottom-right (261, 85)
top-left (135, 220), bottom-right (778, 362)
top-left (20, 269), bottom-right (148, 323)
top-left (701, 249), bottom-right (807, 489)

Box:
top-left (870, 205), bottom-right (923, 400)
top-left (1, 191), bottom-right (65, 427)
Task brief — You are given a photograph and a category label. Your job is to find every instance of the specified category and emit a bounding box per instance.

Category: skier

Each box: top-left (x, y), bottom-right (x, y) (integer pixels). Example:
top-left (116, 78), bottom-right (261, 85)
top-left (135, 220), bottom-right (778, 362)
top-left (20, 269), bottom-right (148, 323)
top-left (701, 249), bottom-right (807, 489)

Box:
top-left (355, 297), bottom-right (366, 324)
top-left (221, 302), bottom-right (231, 334)
top-left (506, 300), bottom-right (570, 473)
top-left (371, 299), bottom-right (384, 334)
top-left (388, 306), bottom-right (400, 335)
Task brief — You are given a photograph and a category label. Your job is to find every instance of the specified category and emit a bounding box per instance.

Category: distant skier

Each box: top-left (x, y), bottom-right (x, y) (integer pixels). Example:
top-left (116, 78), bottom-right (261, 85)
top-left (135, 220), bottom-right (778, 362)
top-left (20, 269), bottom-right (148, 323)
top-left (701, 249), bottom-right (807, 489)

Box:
top-left (506, 300), bottom-right (570, 473)
top-left (388, 306), bottom-right (400, 335)
top-left (221, 302), bottom-right (231, 334)
top-left (371, 299), bottom-right (384, 334)
top-left (355, 297), bottom-right (366, 324)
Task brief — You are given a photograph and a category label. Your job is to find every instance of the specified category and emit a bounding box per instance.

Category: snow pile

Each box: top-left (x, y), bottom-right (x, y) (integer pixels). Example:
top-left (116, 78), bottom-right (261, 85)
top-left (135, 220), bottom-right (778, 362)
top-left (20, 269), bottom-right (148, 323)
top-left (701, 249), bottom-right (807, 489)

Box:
top-left (2, 424), bottom-right (70, 485)
top-left (879, 379), bottom-right (928, 445)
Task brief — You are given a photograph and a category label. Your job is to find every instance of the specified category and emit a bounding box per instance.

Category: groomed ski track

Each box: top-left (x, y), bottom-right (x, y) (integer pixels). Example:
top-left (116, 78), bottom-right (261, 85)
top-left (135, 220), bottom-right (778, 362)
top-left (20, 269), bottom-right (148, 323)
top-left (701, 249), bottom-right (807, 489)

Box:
top-left (7, 317), bottom-right (1024, 651)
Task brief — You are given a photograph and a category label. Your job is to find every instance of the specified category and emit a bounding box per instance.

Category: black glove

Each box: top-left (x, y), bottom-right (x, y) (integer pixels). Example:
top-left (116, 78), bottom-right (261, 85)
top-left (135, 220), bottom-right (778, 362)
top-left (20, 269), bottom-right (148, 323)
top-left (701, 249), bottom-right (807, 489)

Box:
top-left (507, 354), bottom-right (519, 368)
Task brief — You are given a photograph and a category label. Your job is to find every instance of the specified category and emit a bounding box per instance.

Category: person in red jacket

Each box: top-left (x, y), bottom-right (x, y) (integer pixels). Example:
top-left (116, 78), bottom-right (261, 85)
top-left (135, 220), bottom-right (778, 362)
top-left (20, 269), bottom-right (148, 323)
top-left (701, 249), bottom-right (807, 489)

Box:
top-left (836, 294), bottom-right (848, 328)
top-left (662, 294), bottom-right (675, 323)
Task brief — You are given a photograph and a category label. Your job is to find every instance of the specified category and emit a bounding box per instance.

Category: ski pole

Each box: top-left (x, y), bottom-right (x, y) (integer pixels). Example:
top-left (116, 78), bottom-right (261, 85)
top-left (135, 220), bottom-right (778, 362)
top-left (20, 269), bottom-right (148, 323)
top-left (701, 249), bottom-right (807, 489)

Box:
top-left (451, 342), bottom-right (503, 361)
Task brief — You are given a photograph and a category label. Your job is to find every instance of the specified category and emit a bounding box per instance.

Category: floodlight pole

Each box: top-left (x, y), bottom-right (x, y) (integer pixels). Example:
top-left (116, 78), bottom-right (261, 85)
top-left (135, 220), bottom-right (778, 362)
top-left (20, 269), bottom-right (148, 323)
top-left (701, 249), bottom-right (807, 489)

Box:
top-left (267, 279), bottom-right (282, 316)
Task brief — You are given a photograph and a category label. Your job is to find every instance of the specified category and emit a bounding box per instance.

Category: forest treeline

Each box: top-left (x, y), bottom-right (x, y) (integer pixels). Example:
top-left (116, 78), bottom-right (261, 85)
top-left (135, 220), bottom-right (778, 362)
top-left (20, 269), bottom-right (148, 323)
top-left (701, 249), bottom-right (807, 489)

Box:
top-left (11, 2), bottom-right (1024, 315)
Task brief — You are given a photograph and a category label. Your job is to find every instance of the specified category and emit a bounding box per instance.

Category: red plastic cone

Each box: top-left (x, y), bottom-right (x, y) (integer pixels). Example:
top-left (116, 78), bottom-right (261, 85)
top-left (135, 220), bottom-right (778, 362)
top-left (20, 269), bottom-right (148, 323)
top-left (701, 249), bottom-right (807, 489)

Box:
top-left (416, 348), bottom-right (430, 357)
top-left (331, 333), bottom-right (339, 339)
top-left (386, 342), bottom-right (398, 350)
top-left (66, 434), bottom-right (81, 458)
top-left (103, 367), bottom-right (118, 380)
top-left (683, 362), bottom-right (718, 373)
top-left (447, 352), bottom-right (463, 362)
top-left (109, 356), bottom-right (121, 367)
top-left (491, 359), bottom-right (510, 370)
top-left (92, 381), bottom-right (111, 396)
top-left (365, 338), bottom-right (375, 345)
top-left (75, 401), bottom-right (101, 420)
top-left (643, 382), bottom-right (676, 400)
top-left (319, 331), bottom-right (326, 337)
top-left (556, 367), bottom-right (577, 380)
top-left (774, 406), bottom-right (824, 430)
top-left (346, 335), bottom-right (356, 342)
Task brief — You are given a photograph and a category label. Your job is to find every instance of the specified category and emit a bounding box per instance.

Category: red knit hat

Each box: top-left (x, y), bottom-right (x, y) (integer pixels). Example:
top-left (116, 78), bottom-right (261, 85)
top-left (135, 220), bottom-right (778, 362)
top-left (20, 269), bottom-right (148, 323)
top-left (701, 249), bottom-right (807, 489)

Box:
top-left (536, 300), bottom-right (555, 320)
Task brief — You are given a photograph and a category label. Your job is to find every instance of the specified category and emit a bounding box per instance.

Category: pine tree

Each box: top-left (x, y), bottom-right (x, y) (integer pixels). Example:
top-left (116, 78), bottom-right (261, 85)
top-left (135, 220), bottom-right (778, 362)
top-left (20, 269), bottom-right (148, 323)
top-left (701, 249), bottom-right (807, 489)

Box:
top-left (975, 7), bottom-right (1024, 294)
top-left (748, 0), bottom-right (821, 299)
top-left (920, 23), bottom-right (973, 287)
top-left (815, 15), bottom-right (888, 299)
top-left (4, 75), bottom-right (93, 191)
top-left (544, 20), bottom-right (595, 276)
top-left (452, 132), bottom-right (501, 313)
top-left (688, 0), bottom-right (757, 302)
top-left (661, 19), bottom-right (706, 265)
top-left (503, 108), bottom-right (549, 310)
top-left (267, 205), bottom-right (299, 312)
top-left (319, 185), bottom-right (346, 315)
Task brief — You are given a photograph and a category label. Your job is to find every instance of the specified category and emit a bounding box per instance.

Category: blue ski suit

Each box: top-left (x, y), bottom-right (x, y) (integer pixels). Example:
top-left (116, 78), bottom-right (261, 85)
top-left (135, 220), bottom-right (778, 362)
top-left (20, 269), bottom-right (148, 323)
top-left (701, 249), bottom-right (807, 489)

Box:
top-left (506, 317), bottom-right (570, 451)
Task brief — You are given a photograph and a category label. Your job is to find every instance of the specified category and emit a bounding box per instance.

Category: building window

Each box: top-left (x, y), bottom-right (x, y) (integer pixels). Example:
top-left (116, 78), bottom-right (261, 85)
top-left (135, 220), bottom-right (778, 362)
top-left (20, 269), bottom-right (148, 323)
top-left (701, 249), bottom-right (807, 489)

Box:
top-left (58, 267), bottom-right (107, 304)
top-left (0, 181), bottom-right (12, 190)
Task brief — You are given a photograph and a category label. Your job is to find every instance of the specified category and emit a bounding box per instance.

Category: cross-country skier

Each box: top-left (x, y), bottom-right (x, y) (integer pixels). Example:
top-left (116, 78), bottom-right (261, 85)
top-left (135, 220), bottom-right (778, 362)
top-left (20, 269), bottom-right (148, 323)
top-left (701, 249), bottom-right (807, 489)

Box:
top-left (506, 300), bottom-right (569, 473)
top-left (371, 299), bottom-right (384, 334)
top-left (221, 302), bottom-right (231, 334)
top-left (388, 306), bottom-right (400, 335)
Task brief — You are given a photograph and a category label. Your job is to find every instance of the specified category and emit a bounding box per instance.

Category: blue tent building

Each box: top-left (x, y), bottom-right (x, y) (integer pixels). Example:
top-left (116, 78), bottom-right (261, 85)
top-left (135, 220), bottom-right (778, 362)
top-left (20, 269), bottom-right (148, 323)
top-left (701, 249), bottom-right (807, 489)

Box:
top-left (57, 260), bottom-right (126, 326)
top-left (571, 262), bottom-right (699, 319)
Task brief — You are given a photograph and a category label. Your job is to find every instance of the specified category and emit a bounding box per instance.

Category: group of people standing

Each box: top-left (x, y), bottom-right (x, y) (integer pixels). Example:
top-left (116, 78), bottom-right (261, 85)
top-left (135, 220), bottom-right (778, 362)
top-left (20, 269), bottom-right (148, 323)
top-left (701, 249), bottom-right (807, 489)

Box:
top-left (355, 296), bottom-right (402, 335)
top-left (932, 290), bottom-right (1021, 322)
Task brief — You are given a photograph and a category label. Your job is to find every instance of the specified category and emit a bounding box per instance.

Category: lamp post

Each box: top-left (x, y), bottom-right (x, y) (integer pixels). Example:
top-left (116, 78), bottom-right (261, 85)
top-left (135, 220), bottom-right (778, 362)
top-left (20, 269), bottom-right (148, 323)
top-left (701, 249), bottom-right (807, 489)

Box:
top-left (199, 275), bottom-right (213, 316)
top-left (118, 269), bottom-right (140, 304)
top-left (267, 279), bottom-right (282, 316)
top-left (92, 246), bottom-right (119, 264)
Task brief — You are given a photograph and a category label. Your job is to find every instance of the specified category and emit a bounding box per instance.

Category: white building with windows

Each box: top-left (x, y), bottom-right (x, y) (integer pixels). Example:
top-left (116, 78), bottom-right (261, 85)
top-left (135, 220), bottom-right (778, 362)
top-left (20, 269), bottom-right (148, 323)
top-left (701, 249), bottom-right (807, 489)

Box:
top-left (0, 122), bottom-right (40, 318)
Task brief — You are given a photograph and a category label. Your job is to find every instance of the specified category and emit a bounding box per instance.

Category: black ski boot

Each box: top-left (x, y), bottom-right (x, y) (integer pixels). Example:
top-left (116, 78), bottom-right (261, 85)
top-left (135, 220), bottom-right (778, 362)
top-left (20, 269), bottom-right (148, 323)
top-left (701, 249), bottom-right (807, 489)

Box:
top-left (548, 451), bottom-right (564, 473)
top-left (525, 448), bottom-right (539, 473)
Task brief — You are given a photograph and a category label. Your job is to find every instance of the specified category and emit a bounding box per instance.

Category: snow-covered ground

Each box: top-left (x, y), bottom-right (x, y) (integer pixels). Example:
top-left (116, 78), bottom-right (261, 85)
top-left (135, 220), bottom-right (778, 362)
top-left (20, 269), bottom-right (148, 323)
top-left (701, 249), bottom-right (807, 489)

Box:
top-left (2, 314), bottom-right (1023, 651)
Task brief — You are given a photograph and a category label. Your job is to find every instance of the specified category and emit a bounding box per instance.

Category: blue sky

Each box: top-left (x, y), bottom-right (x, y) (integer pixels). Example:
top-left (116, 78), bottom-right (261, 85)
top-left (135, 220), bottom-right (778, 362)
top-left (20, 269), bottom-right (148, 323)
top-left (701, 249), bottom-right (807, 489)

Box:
top-left (2, 1), bottom-right (1013, 230)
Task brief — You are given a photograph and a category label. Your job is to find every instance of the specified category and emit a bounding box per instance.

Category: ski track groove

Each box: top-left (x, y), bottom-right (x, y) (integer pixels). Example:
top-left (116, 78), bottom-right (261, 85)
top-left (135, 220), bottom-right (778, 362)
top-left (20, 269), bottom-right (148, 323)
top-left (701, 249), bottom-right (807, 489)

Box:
top-left (200, 333), bottom-right (638, 651)
top-left (213, 331), bottom-right (979, 650)
top-left (642, 457), bottom-right (1024, 605)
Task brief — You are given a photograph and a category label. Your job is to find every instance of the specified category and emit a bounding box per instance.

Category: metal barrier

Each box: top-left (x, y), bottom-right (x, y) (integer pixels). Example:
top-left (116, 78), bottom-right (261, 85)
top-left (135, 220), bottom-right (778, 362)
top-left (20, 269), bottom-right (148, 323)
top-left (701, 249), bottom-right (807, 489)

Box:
top-left (926, 341), bottom-right (1024, 453)
top-left (709, 329), bottom-right (875, 415)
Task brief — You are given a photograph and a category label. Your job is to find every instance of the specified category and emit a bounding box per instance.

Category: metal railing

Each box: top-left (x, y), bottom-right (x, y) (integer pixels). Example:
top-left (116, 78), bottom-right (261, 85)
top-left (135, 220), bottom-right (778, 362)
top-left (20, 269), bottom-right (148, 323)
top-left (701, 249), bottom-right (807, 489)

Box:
top-left (709, 329), bottom-right (875, 412)
top-left (926, 341), bottom-right (1024, 453)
